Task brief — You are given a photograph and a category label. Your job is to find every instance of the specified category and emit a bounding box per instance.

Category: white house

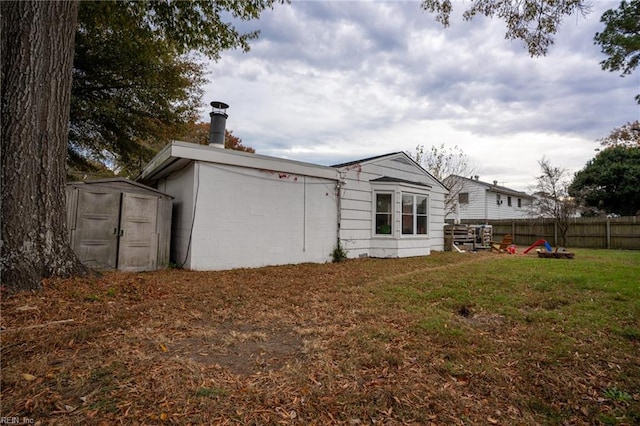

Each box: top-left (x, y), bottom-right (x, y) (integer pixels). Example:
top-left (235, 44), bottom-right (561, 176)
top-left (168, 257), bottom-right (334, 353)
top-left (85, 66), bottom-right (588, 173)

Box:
top-left (335, 153), bottom-right (448, 258)
top-left (136, 142), bottom-right (447, 270)
top-left (444, 175), bottom-right (534, 222)
top-left (137, 141), bottom-right (340, 270)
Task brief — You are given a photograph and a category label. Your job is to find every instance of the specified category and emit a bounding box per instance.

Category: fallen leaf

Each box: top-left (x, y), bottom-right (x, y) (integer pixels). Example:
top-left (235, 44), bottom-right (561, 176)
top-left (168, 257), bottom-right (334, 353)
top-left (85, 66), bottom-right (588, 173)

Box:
top-left (16, 305), bottom-right (39, 312)
top-left (159, 343), bottom-right (168, 352)
top-left (22, 373), bottom-right (37, 381)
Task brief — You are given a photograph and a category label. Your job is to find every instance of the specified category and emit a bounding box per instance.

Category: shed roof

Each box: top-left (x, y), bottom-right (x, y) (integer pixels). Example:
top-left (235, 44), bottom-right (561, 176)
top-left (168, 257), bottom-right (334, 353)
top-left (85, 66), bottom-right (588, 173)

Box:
top-left (67, 178), bottom-right (173, 198)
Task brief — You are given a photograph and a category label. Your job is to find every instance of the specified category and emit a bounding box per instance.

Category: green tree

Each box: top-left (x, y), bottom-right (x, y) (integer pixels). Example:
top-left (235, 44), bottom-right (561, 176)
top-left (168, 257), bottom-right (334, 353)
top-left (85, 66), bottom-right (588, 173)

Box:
top-left (569, 146), bottom-right (640, 216)
top-left (421, 0), bottom-right (590, 56)
top-left (1, 0), bottom-right (284, 292)
top-left (69, 1), bottom-right (206, 178)
top-left (531, 158), bottom-right (577, 247)
top-left (594, 0), bottom-right (640, 103)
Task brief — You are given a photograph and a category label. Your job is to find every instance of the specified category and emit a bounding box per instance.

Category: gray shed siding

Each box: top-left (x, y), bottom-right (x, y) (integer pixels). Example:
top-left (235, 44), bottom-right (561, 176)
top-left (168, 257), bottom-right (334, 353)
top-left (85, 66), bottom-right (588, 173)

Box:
top-left (66, 179), bottom-right (172, 271)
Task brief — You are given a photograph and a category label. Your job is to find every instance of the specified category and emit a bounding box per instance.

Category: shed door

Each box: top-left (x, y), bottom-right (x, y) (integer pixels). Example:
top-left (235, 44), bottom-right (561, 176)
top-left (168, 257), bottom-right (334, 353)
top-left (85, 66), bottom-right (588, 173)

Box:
top-left (70, 190), bottom-right (120, 269)
top-left (117, 193), bottom-right (159, 272)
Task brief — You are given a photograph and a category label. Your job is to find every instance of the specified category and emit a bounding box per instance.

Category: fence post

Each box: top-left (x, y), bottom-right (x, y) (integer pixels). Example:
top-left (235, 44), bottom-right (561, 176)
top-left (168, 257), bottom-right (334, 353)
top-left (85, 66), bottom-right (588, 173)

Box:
top-left (606, 218), bottom-right (611, 249)
top-left (554, 221), bottom-right (558, 247)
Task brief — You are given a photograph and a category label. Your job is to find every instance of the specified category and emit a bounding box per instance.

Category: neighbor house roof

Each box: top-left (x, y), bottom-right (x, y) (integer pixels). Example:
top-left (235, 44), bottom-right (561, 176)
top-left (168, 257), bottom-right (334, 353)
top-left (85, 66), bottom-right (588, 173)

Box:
top-left (137, 140), bottom-right (340, 185)
top-left (448, 175), bottom-right (534, 199)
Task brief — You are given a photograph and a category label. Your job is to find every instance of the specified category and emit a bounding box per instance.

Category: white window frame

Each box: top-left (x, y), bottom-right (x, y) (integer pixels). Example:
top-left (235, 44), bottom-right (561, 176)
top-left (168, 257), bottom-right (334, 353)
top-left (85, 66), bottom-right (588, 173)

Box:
top-left (374, 191), bottom-right (394, 236)
top-left (372, 183), bottom-right (430, 239)
top-left (402, 192), bottom-right (428, 236)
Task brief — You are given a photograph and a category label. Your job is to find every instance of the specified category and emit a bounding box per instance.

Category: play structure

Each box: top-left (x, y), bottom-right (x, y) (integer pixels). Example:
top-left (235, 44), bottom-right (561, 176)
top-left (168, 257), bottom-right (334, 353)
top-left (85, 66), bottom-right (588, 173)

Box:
top-left (523, 239), bottom-right (575, 259)
top-left (491, 234), bottom-right (513, 252)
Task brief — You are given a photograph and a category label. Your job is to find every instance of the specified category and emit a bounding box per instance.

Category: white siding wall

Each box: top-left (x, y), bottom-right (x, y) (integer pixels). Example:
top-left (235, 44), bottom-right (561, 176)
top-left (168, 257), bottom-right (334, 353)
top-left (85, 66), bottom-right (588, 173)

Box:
top-left (156, 163), bottom-right (195, 267)
top-left (339, 156), bottom-right (447, 258)
top-left (187, 162), bottom-right (338, 270)
top-left (455, 181), bottom-right (533, 221)
top-left (485, 191), bottom-right (532, 220)
top-left (457, 182), bottom-right (487, 220)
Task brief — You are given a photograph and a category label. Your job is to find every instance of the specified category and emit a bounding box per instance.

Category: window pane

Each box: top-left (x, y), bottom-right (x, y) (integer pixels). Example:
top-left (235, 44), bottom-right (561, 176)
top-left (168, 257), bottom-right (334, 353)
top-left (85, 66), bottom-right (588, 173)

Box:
top-left (376, 214), bottom-right (392, 234)
top-left (402, 194), bottom-right (413, 234)
top-left (376, 193), bottom-right (391, 213)
top-left (417, 216), bottom-right (427, 234)
top-left (459, 192), bottom-right (469, 204)
top-left (402, 194), bottom-right (413, 213)
top-left (376, 193), bottom-right (392, 234)
top-left (402, 215), bottom-right (413, 234)
top-left (417, 196), bottom-right (427, 214)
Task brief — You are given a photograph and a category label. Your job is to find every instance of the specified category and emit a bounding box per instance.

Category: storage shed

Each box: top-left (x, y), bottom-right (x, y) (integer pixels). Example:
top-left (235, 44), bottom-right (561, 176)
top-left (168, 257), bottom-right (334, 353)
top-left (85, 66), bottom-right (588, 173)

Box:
top-left (65, 178), bottom-right (172, 271)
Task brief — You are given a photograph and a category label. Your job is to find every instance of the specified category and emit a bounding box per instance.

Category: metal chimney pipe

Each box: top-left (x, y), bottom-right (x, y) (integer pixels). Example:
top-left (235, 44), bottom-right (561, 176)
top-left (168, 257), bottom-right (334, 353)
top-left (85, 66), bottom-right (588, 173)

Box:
top-left (209, 101), bottom-right (229, 148)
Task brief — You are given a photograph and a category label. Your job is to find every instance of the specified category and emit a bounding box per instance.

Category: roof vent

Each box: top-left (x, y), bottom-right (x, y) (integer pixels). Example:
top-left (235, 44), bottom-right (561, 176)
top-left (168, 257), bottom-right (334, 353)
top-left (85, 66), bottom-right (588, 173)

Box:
top-left (208, 101), bottom-right (229, 148)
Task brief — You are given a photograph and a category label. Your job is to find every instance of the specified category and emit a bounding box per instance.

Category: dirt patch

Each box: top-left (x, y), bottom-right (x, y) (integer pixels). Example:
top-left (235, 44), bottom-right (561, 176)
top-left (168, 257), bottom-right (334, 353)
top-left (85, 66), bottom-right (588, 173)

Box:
top-left (167, 322), bottom-right (304, 375)
top-left (461, 312), bottom-right (508, 333)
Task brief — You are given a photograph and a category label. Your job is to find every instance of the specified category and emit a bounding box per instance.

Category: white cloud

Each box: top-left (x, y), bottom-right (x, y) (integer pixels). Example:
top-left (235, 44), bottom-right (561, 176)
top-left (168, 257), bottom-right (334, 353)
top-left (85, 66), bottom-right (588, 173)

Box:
top-left (200, 0), bottom-right (638, 192)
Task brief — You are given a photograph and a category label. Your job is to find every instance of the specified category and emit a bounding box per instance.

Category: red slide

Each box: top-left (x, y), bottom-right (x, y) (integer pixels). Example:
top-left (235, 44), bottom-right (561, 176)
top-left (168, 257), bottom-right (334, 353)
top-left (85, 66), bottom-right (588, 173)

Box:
top-left (524, 239), bottom-right (548, 254)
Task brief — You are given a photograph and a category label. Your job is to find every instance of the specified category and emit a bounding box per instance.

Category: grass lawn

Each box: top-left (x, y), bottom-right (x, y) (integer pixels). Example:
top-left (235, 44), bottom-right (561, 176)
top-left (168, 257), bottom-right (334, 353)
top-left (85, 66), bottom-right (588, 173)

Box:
top-left (1, 249), bottom-right (639, 425)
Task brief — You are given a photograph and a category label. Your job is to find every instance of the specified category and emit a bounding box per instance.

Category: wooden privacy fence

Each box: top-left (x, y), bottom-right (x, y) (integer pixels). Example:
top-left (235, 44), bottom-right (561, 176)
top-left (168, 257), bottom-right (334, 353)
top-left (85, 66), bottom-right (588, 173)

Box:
top-left (459, 217), bottom-right (640, 250)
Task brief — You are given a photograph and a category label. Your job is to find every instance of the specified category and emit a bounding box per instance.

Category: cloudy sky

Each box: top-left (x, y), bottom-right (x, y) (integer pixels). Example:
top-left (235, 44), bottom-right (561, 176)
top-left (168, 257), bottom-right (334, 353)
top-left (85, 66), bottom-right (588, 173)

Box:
top-left (199, 0), bottom-right (638, 192)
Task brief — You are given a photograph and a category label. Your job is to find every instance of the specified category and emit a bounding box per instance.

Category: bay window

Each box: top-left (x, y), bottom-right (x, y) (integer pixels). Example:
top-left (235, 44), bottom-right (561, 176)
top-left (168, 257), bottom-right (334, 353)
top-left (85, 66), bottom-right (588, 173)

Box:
top-left (402, 193), bottom-right (427, 235)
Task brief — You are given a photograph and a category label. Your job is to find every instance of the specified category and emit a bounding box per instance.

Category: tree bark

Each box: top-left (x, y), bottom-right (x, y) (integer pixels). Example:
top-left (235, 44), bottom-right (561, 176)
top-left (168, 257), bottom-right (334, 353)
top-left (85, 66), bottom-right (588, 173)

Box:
top-left (1, 1), bottom-right (87, 292)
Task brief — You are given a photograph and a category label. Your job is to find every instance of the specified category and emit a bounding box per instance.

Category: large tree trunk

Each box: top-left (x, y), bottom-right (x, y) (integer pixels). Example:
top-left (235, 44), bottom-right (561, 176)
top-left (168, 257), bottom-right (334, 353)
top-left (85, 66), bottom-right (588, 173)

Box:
top-left (1, 1), bottom-right (87, 292)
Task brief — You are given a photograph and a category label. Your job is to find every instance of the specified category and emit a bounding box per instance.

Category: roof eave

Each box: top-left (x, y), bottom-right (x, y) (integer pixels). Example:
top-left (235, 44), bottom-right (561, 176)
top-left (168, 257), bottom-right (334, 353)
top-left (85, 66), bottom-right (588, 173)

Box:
top-left (136, 141), bottom-right (341, 185)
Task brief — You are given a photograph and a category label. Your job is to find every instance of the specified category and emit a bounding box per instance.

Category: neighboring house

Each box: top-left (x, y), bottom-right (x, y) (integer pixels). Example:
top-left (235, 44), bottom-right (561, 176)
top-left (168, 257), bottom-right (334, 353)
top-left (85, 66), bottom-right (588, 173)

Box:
top-left (444, 175), bottom-right (534, 222)
top-left (136, 142), bottom-right (447, 270)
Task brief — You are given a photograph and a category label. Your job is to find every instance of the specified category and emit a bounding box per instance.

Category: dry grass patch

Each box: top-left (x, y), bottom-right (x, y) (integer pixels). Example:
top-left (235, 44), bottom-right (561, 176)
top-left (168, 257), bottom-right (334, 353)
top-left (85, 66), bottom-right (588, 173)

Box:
top-left (2, 250), bottom-right (639, 425)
